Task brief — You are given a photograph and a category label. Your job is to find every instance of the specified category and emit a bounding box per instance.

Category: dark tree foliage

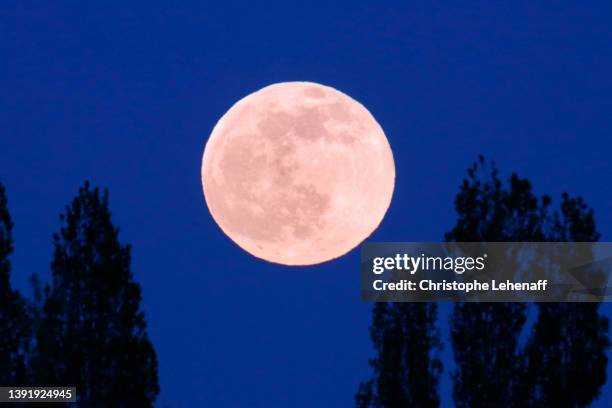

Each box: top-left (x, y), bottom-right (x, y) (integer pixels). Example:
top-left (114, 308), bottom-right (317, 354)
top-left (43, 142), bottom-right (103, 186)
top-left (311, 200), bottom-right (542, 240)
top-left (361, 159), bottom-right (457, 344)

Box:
top-left (446, 156), bottom-right (609, 408)
top-left (32, 182), bottom-right (159, 407)
top-left (523, 196), bottom-right (609, 407)
top-left (0, 182), bottom-right (30, 386)
top-left (356, 302), bottom-right (442, 407)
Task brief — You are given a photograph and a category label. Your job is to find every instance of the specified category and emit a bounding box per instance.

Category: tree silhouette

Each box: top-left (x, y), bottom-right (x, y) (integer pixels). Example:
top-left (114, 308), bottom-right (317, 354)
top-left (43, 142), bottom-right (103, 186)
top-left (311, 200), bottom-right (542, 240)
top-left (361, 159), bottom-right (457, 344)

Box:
top-left (356, 302), bottom-right (441, 407)
top-left (0, 182), bottom-right (30, 386)
top-left (446, 156), bottom-right (609, 407)
top-left (32, 182), bottom-right (159, 407)
top-left (522, 194), bottom-right (609, 407)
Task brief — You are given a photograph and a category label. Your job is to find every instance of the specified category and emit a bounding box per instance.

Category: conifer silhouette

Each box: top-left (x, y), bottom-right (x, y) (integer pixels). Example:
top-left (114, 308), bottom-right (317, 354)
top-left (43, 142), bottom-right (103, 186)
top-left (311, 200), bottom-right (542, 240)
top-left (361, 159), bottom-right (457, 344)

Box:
top-left (32, 182), bottom-right (159, 407)
top-left (0, 182), bottom-right (30, 386)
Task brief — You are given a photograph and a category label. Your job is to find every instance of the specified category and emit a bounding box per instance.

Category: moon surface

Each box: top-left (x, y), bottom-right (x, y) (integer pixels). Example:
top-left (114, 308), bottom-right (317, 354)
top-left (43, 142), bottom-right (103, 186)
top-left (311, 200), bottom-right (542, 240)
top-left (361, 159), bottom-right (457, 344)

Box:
top-left (201, 82), bottom-right (395, 265)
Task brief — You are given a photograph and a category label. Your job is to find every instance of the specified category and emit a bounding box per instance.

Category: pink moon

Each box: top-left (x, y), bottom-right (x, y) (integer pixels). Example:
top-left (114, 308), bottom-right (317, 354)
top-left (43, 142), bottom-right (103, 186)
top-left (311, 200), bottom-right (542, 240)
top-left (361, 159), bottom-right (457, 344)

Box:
top-left (201, 82), bottom-right (395, 265)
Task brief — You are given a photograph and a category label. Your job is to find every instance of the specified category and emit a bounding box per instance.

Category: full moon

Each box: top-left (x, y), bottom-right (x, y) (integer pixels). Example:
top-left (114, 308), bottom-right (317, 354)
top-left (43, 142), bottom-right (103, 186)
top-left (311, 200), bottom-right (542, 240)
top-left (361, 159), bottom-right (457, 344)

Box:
top-left (201, 82), bottom-right (395, 265)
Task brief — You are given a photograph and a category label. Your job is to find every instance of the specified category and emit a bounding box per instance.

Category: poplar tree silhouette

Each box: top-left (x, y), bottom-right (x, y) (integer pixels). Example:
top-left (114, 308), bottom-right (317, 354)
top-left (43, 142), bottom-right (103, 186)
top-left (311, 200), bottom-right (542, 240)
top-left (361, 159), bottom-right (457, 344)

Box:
top-left (522, 195), bottom-right (609, 407)
top-left (0, 182), bottom-right (29, 386)
top-left (446, 156), bottom-right (609, 407)
top-left (32, 182), bottom-right (159, 407)
top-left (356, 302), bottom-right (441, 407)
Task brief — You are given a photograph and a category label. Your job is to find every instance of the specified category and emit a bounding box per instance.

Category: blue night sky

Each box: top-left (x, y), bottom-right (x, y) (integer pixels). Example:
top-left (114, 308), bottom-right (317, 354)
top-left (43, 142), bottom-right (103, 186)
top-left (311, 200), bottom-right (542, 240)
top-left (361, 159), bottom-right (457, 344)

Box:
top-left (1, 2), bottom-right (612, 407)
